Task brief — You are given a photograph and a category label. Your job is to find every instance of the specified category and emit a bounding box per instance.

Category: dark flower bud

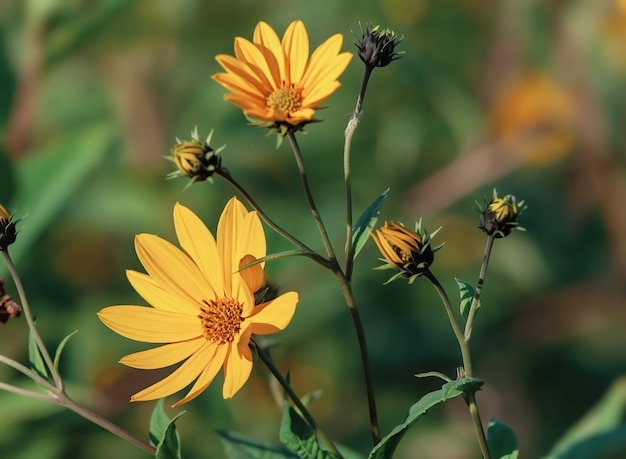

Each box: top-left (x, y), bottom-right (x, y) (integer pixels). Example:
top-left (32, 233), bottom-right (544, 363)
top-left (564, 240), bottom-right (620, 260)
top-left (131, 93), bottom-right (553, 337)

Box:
top-left (0, 204), bottom-right (18, 251)
top-left (0, 277), bottom-right (21, 324)
top-left (478, 191), bottom-right (526, 238)
top-left (356, 23), bottom-right (404, 69)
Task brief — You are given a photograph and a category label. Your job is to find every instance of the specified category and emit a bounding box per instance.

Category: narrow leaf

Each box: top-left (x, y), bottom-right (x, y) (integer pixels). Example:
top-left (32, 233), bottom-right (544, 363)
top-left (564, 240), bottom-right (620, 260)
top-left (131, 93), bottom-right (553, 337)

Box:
top-left (368, 378), bottom-right (484, 459)
top-left (149, 399), bottom-right (186, 459)
top-left (237, 249), bottom-right (321, 271)
top-left (217, 430), bottom-right (299, 459)
top-left (455, 278), bottom-right (480, 321)
top-left (351, 188), bottom-right (390, 259)
top-left (487, 418), bottom-right (519, 459)
top-left (53, 330), bottom-right (78, 374)
top-left (28, 330), bottom-right (50, 380)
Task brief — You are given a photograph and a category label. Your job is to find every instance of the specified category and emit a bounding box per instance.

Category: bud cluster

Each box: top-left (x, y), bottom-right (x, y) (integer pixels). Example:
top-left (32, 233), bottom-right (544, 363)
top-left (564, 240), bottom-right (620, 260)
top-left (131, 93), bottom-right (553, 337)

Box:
top-left (167, 127), bottom-right (225, 188)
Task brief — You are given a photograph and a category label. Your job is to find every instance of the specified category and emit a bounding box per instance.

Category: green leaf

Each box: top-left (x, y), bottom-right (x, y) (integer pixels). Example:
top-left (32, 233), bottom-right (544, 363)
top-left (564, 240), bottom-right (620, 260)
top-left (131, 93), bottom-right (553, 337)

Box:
top-left (237, 249), bottom-right (322, 271)
top-left (218, 430), bottom-right (299, 459)
top-left (279, 403), bottom-right (339, 459)
top-left (544, 376), bottom-right (626, 459)
top-left (415, 371), bottom-right (453, 383)
top-left (53, 330), bottom-right (78, 374)
top-left (351, 188), bottom-right (389, 259)
top-left (368, 378), bottom-right (484, 459)
top-left (487, 418), bottom-right (519, 459)
top-left (149, 399), bottom-right (186, 459)
top-left (28, 330), bottom-right (50, 381)
top-left (455, 278), bottom-right (480, 321)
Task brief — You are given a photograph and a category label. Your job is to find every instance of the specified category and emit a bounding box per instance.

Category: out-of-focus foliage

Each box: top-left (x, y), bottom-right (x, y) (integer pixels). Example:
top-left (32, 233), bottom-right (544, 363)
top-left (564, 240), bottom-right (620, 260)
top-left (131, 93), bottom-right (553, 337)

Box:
top-left (1, 0), bottom-right (626, 458)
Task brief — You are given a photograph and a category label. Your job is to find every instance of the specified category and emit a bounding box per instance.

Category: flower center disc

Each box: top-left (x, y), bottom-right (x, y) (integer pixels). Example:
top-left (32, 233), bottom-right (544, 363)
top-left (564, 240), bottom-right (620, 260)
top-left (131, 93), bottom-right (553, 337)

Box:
top-left (266, 87), bottom-right (301, 112)
top-left (199, 298), bottom-right (244, 344)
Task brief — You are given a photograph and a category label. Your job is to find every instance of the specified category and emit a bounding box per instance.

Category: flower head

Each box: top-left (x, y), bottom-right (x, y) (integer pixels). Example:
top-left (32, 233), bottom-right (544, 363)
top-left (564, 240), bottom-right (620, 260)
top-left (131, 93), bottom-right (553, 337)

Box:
top-left (356, 23), bottom-right (404, 69)
top-left (478, 190), bottom-right (526, 238)
top-left (212, 20), bottom-right (353, 132)
top-left (167, 127), bottom-right (225, 188)
top-left (98, 198), bottom-right (298, 406)
top-left (371, 220), bottom-right (442, 284)
top-left (0, 204), bottom-right (18, 251)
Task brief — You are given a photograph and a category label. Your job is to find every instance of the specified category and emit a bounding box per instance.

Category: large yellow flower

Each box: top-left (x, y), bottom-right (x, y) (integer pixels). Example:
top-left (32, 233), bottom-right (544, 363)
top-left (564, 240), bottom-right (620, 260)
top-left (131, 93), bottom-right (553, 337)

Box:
top-left (212, 20), bottom-right (353, 127)
top-left (98, 198), bottom-right (298, 406)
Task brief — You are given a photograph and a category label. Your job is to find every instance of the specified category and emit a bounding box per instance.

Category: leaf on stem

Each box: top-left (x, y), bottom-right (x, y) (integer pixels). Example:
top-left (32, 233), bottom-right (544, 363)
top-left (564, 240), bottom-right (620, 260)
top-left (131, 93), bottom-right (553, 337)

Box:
top-left (217, 430), bottom-right (299, 459)
top-left (279, 402), bottom-right (340, 459)
top-left (53, 330), bottom-right (78, 374)
top-left (487, 418), bottom-right (519, 459)
top-left (28, 330), bottom-right (50, 381)
top-left (368, 378), bottom-right (484, 459)
top-left (351, 188), bottom-right (389, 259)
top-left (149, 399), bottom-right (186, 459)
top-left (455, 278), bottom-right (481, 321)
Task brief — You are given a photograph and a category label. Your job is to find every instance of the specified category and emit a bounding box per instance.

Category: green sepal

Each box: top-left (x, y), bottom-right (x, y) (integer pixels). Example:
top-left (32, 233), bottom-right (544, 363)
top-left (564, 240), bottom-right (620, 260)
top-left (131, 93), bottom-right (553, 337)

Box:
top-left (455, 278), bottom-right (480, 321)
top-left (53, 330), bottom-right (78, 375)
top-left (28, 329), bottom-right (50, 381)
top-left (368, 378), bottom-right (484, 459)
top-left (487, 418), bottom-right (519, 459)
top-left (217, 430), bottom-right (299, 459)
top-left (149, 399), bottom-right (186, 459)
top-left (351, 188), bottom-right (390, 260)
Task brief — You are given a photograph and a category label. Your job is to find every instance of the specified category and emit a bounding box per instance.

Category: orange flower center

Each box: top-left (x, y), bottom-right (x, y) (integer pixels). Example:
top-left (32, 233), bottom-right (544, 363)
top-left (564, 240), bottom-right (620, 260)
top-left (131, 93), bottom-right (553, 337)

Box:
top-left (266, 86), bottom-right (301, 113)
top-left (199, 298), bottom-right (244, 344)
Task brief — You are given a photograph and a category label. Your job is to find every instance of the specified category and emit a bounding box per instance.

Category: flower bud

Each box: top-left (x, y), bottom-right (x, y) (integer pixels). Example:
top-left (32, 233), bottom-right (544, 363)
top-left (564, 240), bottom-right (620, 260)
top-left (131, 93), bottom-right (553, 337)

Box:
top-left (167, 127), bottom-right (225, 188)
top-left (0, 204), bottom-right (18, 251)
top-left (356, 23), bottom-right (404, 69)
top-left (478, 191), bottom-right (526, 238)
top-left (371, 220), bottom-right (441, 284)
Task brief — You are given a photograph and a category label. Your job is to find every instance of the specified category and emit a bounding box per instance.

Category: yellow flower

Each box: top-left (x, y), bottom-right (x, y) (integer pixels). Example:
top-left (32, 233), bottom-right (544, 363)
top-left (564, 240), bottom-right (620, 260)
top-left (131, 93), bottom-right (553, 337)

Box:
top-left (98, 198), bottom-right (298, 406)
top-left (212, 20), bottom-right (353, 129)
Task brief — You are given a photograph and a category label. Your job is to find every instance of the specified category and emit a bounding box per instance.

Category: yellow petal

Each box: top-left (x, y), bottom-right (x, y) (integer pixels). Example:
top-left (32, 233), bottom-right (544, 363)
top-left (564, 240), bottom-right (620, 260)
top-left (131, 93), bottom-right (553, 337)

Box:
top-left (300, 34), bottom-right (350, 92)
top-left (234, 37), bottom-right (277, 91)
top-left (130, 340), bottom-right (219, 402)
top-left (238, 255), bottom-right (263, 294)
top-left (252, 21), bottom-right (284, 88)
top-left (173, 203), bottom-right (223, 298)
top-left (213, 55), bottom-right (269, 97)
top-left (120, 338), bottom-right (205, 369)
top-left (302, 51), bottom-right (352, 102)
top-left (217, 197), bottom-right (248, 294)
top-left (98, 306), bottom-right (202, 343)
top-left (222, 326), bottom-right (253, 398)
top-left (126, 270), bottom-right (200, 313)
top-left (135, 233), bottom-right (211, 307)
top-left (250, 291), bottom-right (298, 335)
top-left (302, 80), bottom-right (341, 108)
top-left (282, 20), bottom-right (309, 85)
top-left (172, 343), bottom-right (229, 407)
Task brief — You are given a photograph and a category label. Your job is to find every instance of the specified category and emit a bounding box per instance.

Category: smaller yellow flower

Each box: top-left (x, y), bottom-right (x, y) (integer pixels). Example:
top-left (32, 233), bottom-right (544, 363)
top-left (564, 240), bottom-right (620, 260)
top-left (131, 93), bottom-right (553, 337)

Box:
top-left (478, 191), bottom-right (526, 238)
top-left (212, 20), bottom-right (353, 131)
top-left (167, 127), bottom-right (225, 188)
top-left (0, 204), bottom-right (18, 251)
top-left (371, 220), bottom-right (441, 284)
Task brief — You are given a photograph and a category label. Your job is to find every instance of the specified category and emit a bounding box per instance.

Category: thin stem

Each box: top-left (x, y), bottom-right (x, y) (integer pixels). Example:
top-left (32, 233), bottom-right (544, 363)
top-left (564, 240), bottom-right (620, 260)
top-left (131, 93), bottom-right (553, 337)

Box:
top-left (425, 270), bottom-right (491, 459)
top-left (254, 341), bottom-right (343, 458)
top-left (344, 66), bottom-right (374, 281)
top-left (286, 131), bottom-right (337, 261)
top-left (333, 270), bottom-right (380, 445)
top-left (0, 353), bottom-right (56, 388)
top-left (464, 236), bottom-right (495, 341)
top-left (2, 250), bottom-right (62, 388)
top-left (0, 381), bottom-right (58, 402)
top-left (216, 168), bottom-right (321, 258)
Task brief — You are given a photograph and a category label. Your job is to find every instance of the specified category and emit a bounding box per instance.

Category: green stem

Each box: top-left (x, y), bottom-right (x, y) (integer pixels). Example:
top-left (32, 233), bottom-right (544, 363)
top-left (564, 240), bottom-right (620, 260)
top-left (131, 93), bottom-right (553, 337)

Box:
top-left (464, 236), bottom-right (495, 340)
top-left (344, 66), bottom-right (374, 281)
top-left (333, 270), bottom-right (380, 445)
top-left (0, 381), bottom-right (58, 401)
top-left (426, 270), bottom-right (491, 459)
top-left (254, 341), bottom-right (343, 458)
top-left (2, 249), bottom-right (62, 389)
top-left (0, 249), bottom-right (156, 456)
top-left (286, 131), bottom-right (337, 261)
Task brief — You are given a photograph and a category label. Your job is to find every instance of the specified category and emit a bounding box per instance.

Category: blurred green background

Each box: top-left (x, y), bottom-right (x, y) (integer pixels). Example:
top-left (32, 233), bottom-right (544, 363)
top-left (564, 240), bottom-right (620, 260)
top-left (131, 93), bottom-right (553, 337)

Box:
top-left (2, 0), bottom-right (626, 458)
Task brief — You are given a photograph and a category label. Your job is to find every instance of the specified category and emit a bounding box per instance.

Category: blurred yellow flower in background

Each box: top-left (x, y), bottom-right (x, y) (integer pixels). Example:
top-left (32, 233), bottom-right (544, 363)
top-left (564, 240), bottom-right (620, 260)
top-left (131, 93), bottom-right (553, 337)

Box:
top-left (212, 20), bottom-right (352, 129)
top-left (98, 198), bottom-right (298, 406)
top-left (491, 73), bottom-right (578, 166)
